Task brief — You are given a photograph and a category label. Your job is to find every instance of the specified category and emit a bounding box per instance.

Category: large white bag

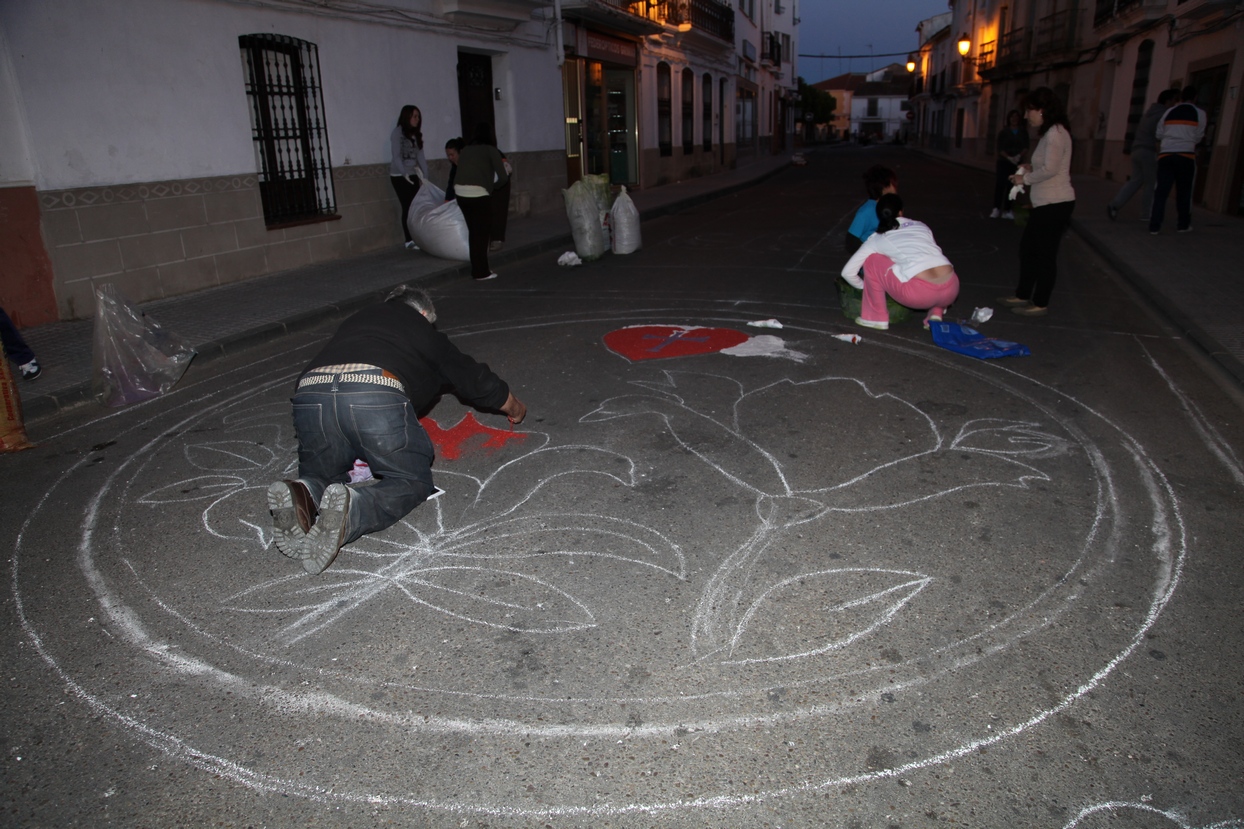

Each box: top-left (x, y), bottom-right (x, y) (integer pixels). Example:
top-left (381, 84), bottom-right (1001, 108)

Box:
top-left (407, 182), bottom-right (469, 261)
top-left (610, 186), bottom-right (641, 254)
top-left (563, 180), bottom-right (606, 260)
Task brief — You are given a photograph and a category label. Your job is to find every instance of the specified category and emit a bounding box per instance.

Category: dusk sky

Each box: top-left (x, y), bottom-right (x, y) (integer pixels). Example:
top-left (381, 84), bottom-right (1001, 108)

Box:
top-left (796, 0), bottom-right (953, 83)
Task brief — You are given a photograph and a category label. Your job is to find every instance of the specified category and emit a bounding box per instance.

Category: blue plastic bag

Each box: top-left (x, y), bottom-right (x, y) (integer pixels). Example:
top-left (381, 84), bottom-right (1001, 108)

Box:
top-left (929, 321), bottom-right (1030, 359)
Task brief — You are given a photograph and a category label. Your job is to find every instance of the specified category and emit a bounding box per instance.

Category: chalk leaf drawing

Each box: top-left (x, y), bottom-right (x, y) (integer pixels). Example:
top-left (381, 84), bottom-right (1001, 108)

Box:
top-left (581, 370), bottom-right (1069, 664)
top-left (144, 413), bottom-right (686, 647)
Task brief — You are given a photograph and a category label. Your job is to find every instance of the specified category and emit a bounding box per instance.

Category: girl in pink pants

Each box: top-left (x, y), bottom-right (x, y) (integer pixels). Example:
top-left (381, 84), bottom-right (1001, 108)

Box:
top-left (840, 194), bottom-right (959, 331)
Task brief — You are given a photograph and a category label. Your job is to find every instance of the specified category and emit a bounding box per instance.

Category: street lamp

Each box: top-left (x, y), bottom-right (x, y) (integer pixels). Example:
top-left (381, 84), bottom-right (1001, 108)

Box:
top-left (905, 53), bottom-right (917, 73)
top-left (957, 32), bottom-right (972, 57)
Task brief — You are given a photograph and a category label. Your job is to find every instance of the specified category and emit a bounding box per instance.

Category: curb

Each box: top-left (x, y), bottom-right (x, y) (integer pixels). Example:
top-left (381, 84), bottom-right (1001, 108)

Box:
top-left (20, 162), bottom-right (791, 425)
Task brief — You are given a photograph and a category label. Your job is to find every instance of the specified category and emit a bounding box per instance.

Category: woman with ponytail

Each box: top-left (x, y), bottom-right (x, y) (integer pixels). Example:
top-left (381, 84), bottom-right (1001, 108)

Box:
top-left (839, 193), bottom-right (959, 331)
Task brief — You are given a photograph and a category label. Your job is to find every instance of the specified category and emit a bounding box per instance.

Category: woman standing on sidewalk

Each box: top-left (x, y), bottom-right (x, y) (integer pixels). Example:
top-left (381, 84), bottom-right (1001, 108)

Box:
top-left (390, 105), bottom-right (429, 250)
top-left (998, 88), bottom-right (1075, 317)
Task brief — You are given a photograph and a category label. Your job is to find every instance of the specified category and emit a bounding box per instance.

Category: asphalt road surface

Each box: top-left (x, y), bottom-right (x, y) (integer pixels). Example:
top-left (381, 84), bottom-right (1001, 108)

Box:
top-left (4, 149), bottom-right (1243, 828)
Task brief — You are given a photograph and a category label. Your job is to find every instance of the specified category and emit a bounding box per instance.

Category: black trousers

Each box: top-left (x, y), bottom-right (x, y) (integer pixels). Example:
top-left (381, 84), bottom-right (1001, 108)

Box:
top-left (457, 194), bottom-right (494, 278)
top-left (1014, 200), bottom-right (1075, 308)
top-left (490, 178), bottom-right (511, 242)
top-left (1149, 154), bottom-right (1195, 232)
top-left (390, 175), bottom-right (420, 242)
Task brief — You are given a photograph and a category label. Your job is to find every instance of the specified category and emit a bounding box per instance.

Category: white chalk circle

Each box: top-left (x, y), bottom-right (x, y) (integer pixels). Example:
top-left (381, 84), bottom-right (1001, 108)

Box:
top-left (14, 313), bottom-right (1184, 818)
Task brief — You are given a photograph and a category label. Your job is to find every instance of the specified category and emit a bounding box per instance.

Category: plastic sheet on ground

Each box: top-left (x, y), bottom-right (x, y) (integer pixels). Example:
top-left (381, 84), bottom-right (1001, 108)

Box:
top-left (929, 321), bottom-right (1030, 359)
top-left (92, 284), bottom-right (196, 407)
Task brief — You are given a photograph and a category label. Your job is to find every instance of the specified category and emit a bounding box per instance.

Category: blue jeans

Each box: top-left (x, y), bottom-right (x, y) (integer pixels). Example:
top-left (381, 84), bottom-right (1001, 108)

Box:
top-left (291, 379), bottom-right (435, 545)
top-left (1109, 147), bottom-right (1157, 219)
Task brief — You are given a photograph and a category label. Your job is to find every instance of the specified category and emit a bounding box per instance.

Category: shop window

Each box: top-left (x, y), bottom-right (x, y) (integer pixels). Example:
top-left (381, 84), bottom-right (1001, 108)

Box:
top-left (682, 68), bottom-right (695, 154)
top-left (658, 63), bottom-right (672, 157)
top-left (239, 33), bottom-right (336, 226)
top-left (702, 73), bottom-right (713, 151)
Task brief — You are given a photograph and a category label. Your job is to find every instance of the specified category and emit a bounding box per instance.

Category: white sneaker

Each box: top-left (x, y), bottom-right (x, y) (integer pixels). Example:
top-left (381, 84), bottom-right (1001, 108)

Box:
top-left (473, 273), bottom-right (498, 281)
top-left (989, 208), bottom-right (1001, 219)
top-left (854, 317), bottom-right (889, 331)
top-left (1001, 210), bottom-right (1014, 220)
top-left (404, 240), bottom-right (419, 250)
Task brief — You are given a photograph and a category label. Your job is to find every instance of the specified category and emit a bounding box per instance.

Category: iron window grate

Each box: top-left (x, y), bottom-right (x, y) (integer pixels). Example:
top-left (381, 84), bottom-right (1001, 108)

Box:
top-left (239, 34), bottom-right (337, 226)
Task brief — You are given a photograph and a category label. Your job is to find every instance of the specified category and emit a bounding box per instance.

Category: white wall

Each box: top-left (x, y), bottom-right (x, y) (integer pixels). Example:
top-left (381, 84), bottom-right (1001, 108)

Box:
top-left (0, 0), bottom-right (562, 191)
top-left (0, 26), bottom-right (36, 186)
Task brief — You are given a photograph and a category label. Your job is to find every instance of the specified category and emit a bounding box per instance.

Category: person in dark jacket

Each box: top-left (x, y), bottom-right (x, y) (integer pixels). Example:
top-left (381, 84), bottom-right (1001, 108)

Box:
top-left (991, 110), bottom-right (1030, 219)
top-left (1107, 88), bottom-right (1178, 222)
top-left (267, 285), bottom-right (527, 574)
top-left (1149, 86), bottom-right (1207, 235)
top-left (443, 137), bottom-right (464, 201)
top-left (454, 122), bottom-right (510, 280)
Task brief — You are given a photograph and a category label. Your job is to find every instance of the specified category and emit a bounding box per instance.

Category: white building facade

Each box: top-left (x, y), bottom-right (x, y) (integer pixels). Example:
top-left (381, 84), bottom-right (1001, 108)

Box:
top-left (0, 0), bottom-right (571, 323)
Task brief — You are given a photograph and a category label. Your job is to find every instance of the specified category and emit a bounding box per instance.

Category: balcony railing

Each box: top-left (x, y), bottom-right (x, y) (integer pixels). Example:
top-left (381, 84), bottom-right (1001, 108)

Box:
top-left (977, 39), bottom-right (996, 70)
top-left (1094, 0), bottom-right (1163, 26)
top-left (1033, 9), bottom-right (1076, 55)
top-left (625, 0), bottom-right (732, 41)
top-left (997, 26), bottom-right (1030, 65)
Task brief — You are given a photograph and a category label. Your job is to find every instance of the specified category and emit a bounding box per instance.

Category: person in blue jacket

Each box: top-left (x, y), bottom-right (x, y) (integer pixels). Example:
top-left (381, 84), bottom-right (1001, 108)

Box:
top-left (845, 165), bottom-right (897, 253)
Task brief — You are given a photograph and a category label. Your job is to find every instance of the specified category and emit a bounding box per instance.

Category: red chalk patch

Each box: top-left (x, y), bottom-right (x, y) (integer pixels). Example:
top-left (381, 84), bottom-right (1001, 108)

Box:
top-left (603, 325), bottom-right (749, 362)
top-left (420, 412), bottom-right (528, 460)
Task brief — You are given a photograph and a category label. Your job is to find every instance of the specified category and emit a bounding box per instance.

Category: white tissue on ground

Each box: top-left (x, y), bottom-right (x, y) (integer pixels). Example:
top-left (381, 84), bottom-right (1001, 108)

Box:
top-left (558, 251), bottom-right (583, 266)
top-left (971, 307), bottom-right (994, 324)
top-left (747, 319), bottom-right (784, 329)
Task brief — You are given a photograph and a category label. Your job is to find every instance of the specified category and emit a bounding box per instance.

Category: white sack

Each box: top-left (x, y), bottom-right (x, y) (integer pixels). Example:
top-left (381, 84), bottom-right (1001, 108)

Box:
top-left (610, 186), bottom-right (642, 254)
top-left (407, 182), bottom-right (469, 261)
top-left (563, 180), bottom-right (606, 260)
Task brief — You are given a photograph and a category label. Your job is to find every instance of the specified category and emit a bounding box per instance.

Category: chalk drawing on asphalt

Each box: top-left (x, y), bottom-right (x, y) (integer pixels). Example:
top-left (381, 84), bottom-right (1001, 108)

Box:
top-left (11, 314), bottom-right (1190, 819)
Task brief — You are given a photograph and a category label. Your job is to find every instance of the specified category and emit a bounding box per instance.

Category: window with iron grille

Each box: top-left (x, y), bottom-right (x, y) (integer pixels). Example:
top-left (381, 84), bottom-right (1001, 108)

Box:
top-left (239, 34), bottom-right (337, 227)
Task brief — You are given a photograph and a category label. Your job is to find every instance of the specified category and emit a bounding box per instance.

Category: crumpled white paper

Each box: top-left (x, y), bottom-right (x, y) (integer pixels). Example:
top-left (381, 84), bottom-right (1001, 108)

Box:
top-left (557, 251), bottom-right (583, 266)
top-left (1009, 183), bottom-right (1026, 202)
top-left (971, 307), bottom-right (994, 324)
top-left (747, 318), bottom-right (784, 329)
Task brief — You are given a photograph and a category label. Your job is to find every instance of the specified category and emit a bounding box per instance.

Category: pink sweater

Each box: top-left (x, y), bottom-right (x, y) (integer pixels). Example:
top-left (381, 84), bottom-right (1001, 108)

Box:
top-left (1023, 125), bottom-right (1075, 207)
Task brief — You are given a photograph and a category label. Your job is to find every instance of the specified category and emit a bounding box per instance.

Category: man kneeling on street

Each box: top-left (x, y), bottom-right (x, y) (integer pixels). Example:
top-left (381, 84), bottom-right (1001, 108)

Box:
top-left (267, 285), bottom-right (527, 574)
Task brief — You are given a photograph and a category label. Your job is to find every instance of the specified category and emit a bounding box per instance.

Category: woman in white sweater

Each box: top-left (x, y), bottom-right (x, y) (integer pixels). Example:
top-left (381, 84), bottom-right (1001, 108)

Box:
top-left (999, 87), bottom-right (1076, 317)
top-left (840, 193), bottom-right (959, 331)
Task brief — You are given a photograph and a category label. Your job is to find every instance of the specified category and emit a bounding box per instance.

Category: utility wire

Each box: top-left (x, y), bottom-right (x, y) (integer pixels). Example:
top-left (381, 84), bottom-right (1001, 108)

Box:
top-left (798, 50), bottom-right (913, 59)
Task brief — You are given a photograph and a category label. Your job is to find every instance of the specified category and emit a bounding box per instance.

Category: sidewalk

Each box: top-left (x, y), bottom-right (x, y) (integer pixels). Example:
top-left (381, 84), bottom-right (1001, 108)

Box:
top-left (1059, 172), bottom-right (1244, 385)
top-left (11, 149), bottom-right (1244, 423)
top-left (13, 155), bottom-right (794, 422)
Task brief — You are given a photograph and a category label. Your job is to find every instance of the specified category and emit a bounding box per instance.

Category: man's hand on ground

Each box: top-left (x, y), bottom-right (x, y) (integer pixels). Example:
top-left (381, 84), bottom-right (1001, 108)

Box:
top-left (501, 393), bottom-right (527, 425)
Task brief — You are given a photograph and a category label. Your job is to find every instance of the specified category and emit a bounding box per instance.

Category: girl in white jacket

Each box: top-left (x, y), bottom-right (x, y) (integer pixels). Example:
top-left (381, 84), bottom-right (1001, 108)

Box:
top-left (840, 194), bottom-right (959, 331)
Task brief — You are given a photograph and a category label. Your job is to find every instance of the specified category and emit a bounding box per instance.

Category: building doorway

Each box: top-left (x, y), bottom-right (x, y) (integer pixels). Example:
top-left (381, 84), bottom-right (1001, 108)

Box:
top-left (1188, 63), bottom-right (1228, 206)
top-left (457, 51), bottom-right (496, 143)
top-left (583, 65), bottom-right (637, 185)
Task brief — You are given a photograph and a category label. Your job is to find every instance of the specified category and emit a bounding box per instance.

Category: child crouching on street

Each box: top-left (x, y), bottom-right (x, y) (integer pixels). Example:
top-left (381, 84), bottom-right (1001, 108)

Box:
top-left (840, 193), bottom-right (959, 331)
top-left (844, 164), bottom-right (898, 253)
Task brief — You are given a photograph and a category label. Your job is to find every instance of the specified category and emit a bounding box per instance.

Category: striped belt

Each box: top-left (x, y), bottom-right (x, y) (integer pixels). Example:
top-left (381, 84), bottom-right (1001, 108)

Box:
top-left (297, 366), bottom-right (405, 394)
